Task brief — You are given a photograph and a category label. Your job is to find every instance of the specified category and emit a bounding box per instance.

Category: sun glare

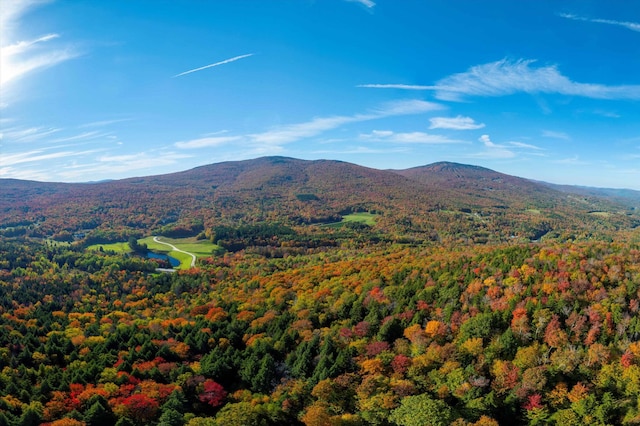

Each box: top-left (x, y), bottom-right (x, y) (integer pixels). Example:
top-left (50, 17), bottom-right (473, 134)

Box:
top-left (0, 1), bottom-right (74, 92)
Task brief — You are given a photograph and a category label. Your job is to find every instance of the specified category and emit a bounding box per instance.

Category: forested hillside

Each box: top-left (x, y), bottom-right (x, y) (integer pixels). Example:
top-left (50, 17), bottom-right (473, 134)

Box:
top-left (2, 236), bottom-right (640, 424)
top-left (2, 157), bottom-right (640, 425)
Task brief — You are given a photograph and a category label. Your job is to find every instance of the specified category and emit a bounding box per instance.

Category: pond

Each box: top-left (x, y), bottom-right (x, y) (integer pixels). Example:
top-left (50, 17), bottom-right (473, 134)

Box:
top-left (146, 251), bottom-right (180, 268)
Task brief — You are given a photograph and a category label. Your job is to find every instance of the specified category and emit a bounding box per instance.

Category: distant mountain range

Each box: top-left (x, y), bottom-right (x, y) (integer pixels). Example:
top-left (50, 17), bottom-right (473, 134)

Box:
top-left (1, 157), bottom-right (639, 243)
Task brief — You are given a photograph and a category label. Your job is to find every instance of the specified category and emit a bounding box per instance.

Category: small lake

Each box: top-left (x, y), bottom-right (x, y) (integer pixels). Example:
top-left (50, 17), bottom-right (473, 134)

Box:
top-left (147, 251), bottom-right (180, 267)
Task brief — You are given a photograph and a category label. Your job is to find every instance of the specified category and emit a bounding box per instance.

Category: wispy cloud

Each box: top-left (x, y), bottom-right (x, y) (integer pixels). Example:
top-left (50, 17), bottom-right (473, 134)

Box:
top-left (49, 131), bottom-right (113, 143)
top-left (315, 146), bottom-right (408, 155)
top-left (479, 134), bottom-right (503, 149)
top-left (360, 59), bottom-right (640, 101)
top-left (591, 109), bottom-right (620, 118)
top-left (57, 150), bottom-right (194, 181)
top-left (79, 118), bottom-right (133, 128)
top-left (475, 134), bottom-right (516, 159)
top-left (251, 116), bottom-right (360, 145)
top-left (2, 126), bottom-right (62, 142)
top-left (0, 167), bottom-right (48, 180)
top-left (249, 99), bottom-right (443, 146)
top-left (173, 53), bottom-right (254, 77)
top-left (345, 0), bottom-right (376, 8)
top-left (542, 130), bottom-right (571, 140)
top-left (2, 126), bottom-right (115, 145)
top-left (553, 156), bottom-right (590, 166)
top-left (0, 1), bottom-right (79, 87)
top-left (174, 100), bottom-right (443, 152)
top-left (429, 115), bottom-right (485, 130)
top-left (175, 136), bottom-right (242, 149)
top-left (360, 130), bottom-right (463, 144)
top-left (473, 134), bottom-right (544, 159)
top-left (509, 141), bottom-right (543, 150)
top-left (435, 59), bottom-right (640, 101)
top-left (0, 148), bottom-right (102, 167)
top-left (560, 13), bottom-right (640, 33)
top-left (358, 84), bottom-right (432, 90)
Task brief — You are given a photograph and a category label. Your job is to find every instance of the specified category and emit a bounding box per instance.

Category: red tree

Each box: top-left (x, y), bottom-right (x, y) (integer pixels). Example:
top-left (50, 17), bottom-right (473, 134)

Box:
top-left (199, 379), bottom-right (227, 407)
top-left (121, 394), bottom-right (159, 423)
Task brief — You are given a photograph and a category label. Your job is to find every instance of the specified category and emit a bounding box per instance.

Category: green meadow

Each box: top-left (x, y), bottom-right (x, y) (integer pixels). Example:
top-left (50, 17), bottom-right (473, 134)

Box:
top-left (322, 212), bottom-right (379, 228)
top-left (88, 237), bottom-right (221, 269)
top-left (137, 236), bottom-right (221, 258)
top-left (341, 212), bottom-right (378, 225)
top-left (87, 241), bottom-right (131, 253)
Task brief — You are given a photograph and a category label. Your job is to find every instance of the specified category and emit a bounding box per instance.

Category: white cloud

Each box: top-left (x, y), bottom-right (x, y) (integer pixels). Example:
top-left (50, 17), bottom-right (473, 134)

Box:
top-left (553, 156), bottom-right (590, 166)
top-left (175, 136), bottom-right (242, 149)
top-left (173, 100), bottom-right (443, 152)
top-left (473, 134), bottom-right (543, 159)
top-left (173, 53), bottom-right (254, 77)
top-left (479, 134), bottom-right (542, 151)
top-left (360, 130), bottom-right (463, 144)
top-left (560, 13), bottom-right (640, 33)
top-left (360, 59), bottom-right (640, 101)
top-left (0, 149), bottom-right (101, 167)
top-left (249, 99), bottom-right (443, 146)
top-left (433, 59), bottom-right (640, 101)
top-left (315, 146), bottom-right (408, 155)
top-left (509, 141), bottom-right (543, 150)
top-left (429, 115), bottom-right (485, 130)
top-left (50, 131), bottom-right (112, 143)
top-left (345, 0), bottom-right (375, 8)
top-left (0, 1), bottom-right (79, 88)
top-left (369, 130), bottom-right (393, 138)
top-left (373, 99), bottom-right (442, 115)
top-left (479, 134), bottom-right (500, 149)
top-left (251, 116), bottom-right (357, 145)
top-left (56, 150), bottom-right (194, 180)
top-left (358, 84), bottom-right (432, 90)
top-left (592, 109), bottom-right (620, 118)
top-left (79, 118), bottom-right (133, 128)
top-left (0, 166), bottom-right (50, 181)
top-left (2, 126), bottom-right (115, 146)
top-left (2, 126), bottom-right (62, 142)
top-left (542, 130), bottom-right (571, 140)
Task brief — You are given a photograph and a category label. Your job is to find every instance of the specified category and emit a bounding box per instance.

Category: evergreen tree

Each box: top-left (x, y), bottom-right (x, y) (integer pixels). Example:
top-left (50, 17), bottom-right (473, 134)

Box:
top-left (162, 390), bottom-right (188, 414)
top-left (114, 417), bottom-right (136, 426)
top-left (0, 412), bottom-right (11, 426)
top-left (84, 398), bottom-right (116, 426)
top-left (16, 407), bottom-right (42, 426)
top-left (157, 408), bottom-right (184, 426)
top-left (252, 354), bottom-right (276, 393)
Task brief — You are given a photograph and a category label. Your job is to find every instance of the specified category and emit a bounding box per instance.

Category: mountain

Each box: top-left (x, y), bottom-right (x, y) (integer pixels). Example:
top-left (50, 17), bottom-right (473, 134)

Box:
top-left (393, 162), bottom-right (560, 210)
top-left (1, 157), bottom-right (638, 244)
top-left (394, 161), bottom-right (639, 210)
top-left (541, 182), bottom-right (640, 210)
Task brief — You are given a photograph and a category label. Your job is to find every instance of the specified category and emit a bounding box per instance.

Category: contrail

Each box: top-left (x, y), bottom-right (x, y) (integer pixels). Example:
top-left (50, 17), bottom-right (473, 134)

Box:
top-left (173, 53), bottom-right (254, 77)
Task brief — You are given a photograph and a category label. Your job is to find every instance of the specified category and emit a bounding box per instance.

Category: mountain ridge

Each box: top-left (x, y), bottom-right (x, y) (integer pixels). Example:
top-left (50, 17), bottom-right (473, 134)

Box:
top-left (1, 156), bottom-right (639, 244)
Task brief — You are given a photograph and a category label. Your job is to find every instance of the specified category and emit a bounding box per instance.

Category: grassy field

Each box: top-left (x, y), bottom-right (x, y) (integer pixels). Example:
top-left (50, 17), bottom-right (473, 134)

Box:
top-left (322, 212), bottom-right (379, 228)
top-left (138, 236), bottom-right (220, 258)
top-left (342, 212), bottom-right (378, 225)
top-left (87, 242), bottom-right (131, 253)
top-left (87, 237), bottom-right (220, 269)
top-left (137, 236), bottom-right (221, 269)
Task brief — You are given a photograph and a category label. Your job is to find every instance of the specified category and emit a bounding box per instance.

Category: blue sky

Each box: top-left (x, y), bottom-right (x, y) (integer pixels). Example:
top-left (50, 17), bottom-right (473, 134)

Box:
top-left (2, 0), bottom-right (640, 188)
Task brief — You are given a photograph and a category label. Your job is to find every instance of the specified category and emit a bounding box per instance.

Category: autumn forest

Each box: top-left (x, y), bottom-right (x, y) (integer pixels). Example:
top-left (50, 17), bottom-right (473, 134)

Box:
top-left (2, 157), bottom-right (640, 425)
